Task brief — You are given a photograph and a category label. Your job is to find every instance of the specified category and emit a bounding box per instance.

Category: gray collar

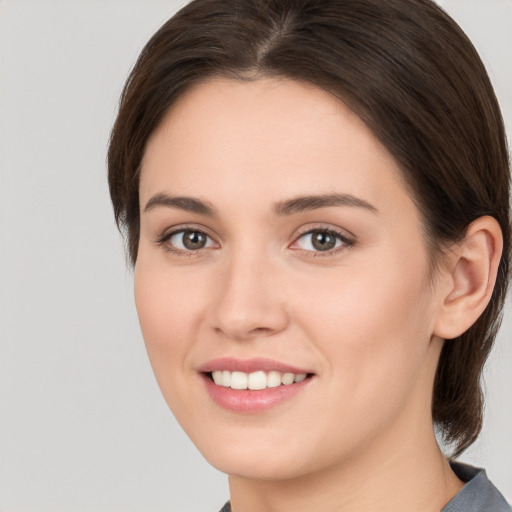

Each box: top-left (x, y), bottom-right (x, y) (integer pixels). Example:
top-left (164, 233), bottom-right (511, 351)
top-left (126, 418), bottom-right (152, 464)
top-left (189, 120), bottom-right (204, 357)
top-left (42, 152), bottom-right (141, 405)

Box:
top-left (441, 461), bottom-right (511, 511)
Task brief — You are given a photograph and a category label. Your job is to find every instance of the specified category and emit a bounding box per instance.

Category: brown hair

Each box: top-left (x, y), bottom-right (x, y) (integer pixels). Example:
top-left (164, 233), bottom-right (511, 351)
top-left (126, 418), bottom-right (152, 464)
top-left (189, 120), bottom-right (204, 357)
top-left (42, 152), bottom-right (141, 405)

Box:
top-left (108, 0), bottom-right (511, 456)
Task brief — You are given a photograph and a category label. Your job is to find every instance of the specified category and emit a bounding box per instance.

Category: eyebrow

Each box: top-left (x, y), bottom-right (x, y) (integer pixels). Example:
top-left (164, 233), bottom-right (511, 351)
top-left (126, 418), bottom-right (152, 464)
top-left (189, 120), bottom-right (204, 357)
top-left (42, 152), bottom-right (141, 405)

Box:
top-left (273, 193), bottom-right (379, 216)
top-left (144, 193), bottom-right (218, 216)
top-left (143, 192), bottom-right (378, 216)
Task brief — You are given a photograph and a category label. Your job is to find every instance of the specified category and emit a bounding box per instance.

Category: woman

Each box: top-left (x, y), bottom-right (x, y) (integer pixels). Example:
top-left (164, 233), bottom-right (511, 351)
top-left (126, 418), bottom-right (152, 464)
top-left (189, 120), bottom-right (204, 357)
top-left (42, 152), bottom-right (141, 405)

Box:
top-left (108, 0), bottom-right (511, 510)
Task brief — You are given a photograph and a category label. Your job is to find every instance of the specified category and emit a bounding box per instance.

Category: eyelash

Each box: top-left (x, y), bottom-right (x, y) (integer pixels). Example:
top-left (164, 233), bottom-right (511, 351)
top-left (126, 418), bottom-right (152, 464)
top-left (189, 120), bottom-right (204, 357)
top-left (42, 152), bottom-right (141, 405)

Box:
top-left (155, 224), bottom-right (217, 257)
top-left (155, 225), bottom-right (355, 258)
top-left (291, 227), bottom-right (355, 257)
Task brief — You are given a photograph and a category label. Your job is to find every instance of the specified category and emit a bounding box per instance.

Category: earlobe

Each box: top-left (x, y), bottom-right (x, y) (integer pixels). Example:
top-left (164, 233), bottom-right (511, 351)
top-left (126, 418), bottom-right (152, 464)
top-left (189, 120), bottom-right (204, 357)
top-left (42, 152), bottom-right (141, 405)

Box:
top-left (434, 216), bottom-right (503, 340)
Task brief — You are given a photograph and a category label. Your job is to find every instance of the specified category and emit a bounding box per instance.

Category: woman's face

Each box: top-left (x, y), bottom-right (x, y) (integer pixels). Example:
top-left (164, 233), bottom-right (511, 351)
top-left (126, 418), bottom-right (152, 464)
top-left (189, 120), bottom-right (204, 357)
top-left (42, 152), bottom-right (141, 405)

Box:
top-left (135, 77), bottom-right (445, 480)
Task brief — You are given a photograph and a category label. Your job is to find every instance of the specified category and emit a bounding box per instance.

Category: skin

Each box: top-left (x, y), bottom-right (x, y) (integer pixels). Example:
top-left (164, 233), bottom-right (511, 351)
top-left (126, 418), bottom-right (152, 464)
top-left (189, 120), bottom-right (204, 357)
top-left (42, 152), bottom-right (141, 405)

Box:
top-left (134, 77), bottom-right (486, 511)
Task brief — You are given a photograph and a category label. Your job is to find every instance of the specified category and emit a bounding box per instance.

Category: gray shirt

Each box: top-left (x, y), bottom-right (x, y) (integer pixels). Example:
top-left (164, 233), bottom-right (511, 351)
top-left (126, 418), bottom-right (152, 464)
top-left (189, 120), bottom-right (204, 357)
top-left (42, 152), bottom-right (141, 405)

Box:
top-left (219, 462), bottom-right (511, 512)
top-left (442, 462), bottom-right (511, 512)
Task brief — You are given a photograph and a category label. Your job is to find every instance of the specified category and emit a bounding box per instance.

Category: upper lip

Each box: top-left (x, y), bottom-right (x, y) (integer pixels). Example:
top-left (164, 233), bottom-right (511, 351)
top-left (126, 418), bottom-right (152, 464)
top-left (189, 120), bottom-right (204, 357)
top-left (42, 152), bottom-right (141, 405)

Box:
top-left (198, 357), bottom-right (313, 375)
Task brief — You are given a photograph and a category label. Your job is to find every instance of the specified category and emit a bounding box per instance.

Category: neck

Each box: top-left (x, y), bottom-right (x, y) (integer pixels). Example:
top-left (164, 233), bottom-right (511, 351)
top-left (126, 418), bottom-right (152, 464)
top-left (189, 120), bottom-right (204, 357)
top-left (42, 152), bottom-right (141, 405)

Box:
top-left (228, 427), bottom-right (463, 512)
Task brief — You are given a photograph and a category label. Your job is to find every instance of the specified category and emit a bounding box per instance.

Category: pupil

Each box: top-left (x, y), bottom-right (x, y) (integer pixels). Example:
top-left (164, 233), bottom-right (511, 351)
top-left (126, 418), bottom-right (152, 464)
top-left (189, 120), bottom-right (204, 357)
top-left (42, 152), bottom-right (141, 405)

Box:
top-left (312, 231), bottom-right (336, 251)
top-left (183, 231), bottom-right (206, 250)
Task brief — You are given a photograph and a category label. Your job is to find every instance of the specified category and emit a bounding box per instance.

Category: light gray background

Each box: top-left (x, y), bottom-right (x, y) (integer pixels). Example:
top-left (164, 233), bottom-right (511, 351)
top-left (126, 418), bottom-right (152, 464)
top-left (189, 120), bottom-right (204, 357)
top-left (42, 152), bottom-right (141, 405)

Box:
top-left (0, 1), bottom-right (510, 511)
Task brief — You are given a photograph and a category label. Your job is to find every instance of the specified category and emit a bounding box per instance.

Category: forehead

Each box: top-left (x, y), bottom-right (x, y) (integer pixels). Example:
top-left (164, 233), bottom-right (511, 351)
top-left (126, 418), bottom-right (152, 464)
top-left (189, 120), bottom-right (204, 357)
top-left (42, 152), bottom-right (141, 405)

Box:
top-left (139, 77), bottom-right (413, 219)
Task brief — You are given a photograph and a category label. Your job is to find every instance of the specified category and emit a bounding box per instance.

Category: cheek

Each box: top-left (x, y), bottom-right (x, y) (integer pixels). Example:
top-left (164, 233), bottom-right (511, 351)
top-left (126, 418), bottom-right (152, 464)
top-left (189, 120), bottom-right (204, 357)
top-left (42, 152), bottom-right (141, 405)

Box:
top-left (299, 259), bottom-right (429, 342)
top-left (133, 260), bottom-right (204, 378)
top-left (295, 253), bottom-right (434, 410)
top-left (133, 259), bottom-right (216, 429)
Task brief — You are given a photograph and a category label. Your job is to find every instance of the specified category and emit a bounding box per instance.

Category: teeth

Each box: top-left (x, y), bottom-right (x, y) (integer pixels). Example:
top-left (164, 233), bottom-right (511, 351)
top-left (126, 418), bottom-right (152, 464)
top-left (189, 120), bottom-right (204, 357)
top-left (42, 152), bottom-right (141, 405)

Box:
top-left (209, 370), bottom-right (309, 390)
top-left (221, 370), bottom-right (231, 387)
top-left (281, 372), bottom-right (294, 385)
top-left (267, 371), bottom-right (282, 388)
top-left (231, 371), bottom-right (248, 390)
top-left (248, 371), bottom-right (267, 390)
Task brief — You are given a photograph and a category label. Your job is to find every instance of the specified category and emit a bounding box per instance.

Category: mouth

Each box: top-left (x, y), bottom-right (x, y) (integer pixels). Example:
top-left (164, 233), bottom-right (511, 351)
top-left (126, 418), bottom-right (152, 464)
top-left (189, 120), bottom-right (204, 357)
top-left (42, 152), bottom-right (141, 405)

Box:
top-left (205, 370), bottom-right (313, 390)
top-left (199, 358), bottom-right (315, 413)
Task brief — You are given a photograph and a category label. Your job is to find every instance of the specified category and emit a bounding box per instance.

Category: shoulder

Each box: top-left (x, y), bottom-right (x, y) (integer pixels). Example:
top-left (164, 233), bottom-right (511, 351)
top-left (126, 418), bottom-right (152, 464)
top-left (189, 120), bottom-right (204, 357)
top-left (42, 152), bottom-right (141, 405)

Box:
top-left (442, 461), bottom-right (511, 512)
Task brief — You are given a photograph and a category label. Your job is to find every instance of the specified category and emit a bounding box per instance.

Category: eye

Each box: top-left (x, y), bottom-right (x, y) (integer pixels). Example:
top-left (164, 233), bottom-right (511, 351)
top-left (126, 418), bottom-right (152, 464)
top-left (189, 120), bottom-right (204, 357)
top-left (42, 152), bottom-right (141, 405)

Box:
top-left (160, 229), bottom-right (217, 252)
top-left (291, 228), bottom-right (352, 253)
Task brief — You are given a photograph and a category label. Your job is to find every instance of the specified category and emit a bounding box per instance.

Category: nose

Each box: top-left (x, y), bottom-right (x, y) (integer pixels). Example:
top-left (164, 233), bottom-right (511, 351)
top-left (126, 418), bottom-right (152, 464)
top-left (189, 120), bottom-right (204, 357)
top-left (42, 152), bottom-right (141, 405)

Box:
top-left (207, 249), bottom-right (289, 341)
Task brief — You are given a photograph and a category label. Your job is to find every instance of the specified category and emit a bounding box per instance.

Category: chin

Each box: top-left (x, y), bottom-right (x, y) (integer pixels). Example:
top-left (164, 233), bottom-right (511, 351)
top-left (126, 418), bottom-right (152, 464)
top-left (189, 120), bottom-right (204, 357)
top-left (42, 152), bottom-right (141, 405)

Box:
top-left (185, 421), bottom-right (345, 482)
top-left (204, 448), bottom-right (312, 481)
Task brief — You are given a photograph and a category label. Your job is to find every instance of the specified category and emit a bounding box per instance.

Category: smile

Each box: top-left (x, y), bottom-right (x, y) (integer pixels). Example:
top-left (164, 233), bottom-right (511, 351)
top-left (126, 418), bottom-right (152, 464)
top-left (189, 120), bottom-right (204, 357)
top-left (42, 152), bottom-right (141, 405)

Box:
top-left (210, 370), bottom-right (308, 390)
top-left (199, 358), bottom-right (315, 413)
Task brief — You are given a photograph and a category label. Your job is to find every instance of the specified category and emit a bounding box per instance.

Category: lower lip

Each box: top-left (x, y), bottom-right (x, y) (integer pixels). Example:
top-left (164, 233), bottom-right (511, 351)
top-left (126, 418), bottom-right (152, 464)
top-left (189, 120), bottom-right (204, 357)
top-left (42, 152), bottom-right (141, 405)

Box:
top-left (201, 374), bottom-right (313, 413)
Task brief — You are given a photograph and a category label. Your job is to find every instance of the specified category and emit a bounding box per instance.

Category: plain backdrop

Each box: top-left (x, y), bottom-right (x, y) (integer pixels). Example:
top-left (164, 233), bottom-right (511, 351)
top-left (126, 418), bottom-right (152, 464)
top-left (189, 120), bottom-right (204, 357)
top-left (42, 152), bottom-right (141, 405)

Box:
top-left (0, 0), bottom-right (510, 511)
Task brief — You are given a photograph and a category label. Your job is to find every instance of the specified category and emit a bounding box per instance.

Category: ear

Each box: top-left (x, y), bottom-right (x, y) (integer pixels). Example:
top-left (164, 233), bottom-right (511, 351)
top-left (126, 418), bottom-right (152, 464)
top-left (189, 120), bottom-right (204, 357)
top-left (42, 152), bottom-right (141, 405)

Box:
top-left (433, 216), bottom-right (503, 340)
